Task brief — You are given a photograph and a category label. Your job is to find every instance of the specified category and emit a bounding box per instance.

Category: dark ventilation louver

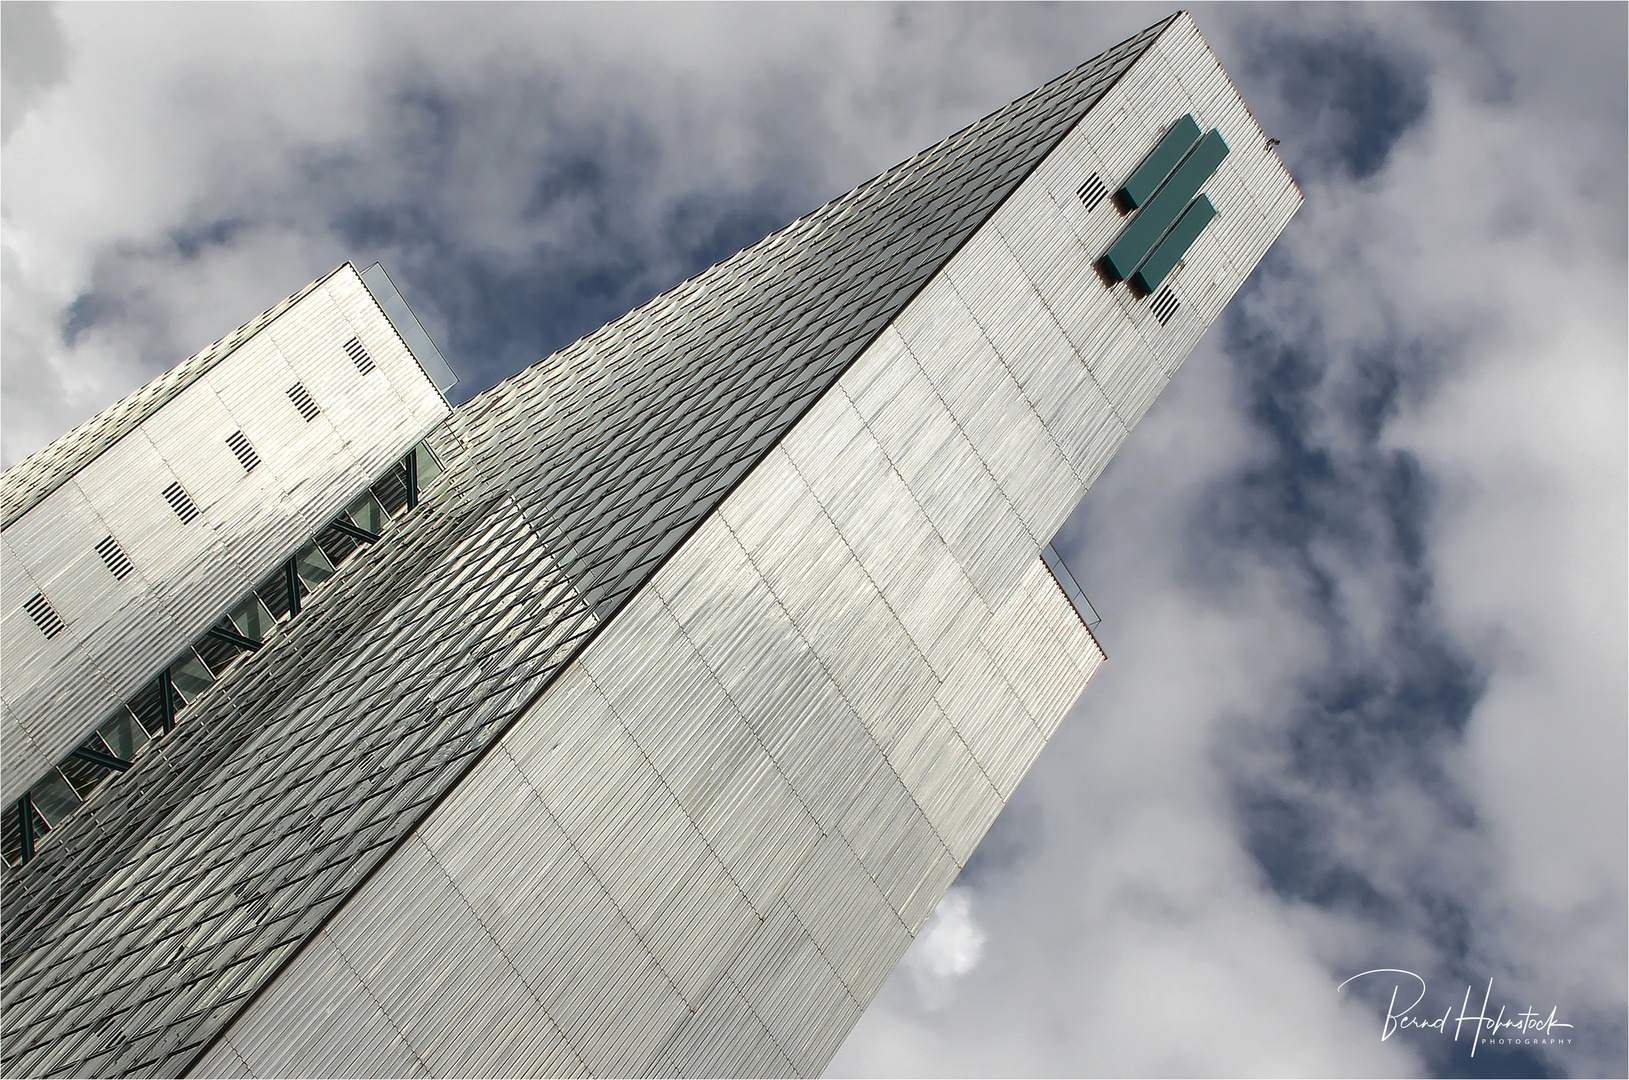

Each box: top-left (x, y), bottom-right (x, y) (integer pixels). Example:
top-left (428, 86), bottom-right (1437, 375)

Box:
top-left (24, 593), bottom-right (65, 639)
top-left (286, 382), bottom-right (320, 422)
top-left (225, 431), bottom-right (260, 473)
top-left (162, 482), bottom-right (200, 524)
top-left (1076, 173), bottom-right (1109, 212)
top-left (1151, 286), bottom-right (1180, 325)
top-left (94, 535), bottom-right (134, 580)
top-left (343, 336), bottom-right (375, 375)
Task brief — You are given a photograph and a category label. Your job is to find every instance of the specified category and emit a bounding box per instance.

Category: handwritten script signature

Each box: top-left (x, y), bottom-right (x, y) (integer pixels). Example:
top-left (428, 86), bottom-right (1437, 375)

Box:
top-left (1337, 970), bottom-right (1572, 1057)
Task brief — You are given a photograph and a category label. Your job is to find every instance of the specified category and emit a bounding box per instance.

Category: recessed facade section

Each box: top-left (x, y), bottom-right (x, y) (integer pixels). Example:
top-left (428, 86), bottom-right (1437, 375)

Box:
top-left (0, 262), bottom-right (451, 807)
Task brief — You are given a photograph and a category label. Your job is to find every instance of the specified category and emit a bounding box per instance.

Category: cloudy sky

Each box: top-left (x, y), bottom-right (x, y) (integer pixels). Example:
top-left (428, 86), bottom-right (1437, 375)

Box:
top-left (3, 3), bottom-right (1623, 1077)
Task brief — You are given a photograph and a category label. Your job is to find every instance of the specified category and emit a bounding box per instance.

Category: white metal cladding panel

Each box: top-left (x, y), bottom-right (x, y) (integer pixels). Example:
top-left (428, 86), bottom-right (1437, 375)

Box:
top-left (2, 482), bottom-right (113, 603)
top-left (323, 269), bottom-right (449, 430)
top-left (199, 333), bottom-right (314, 490)
top-left (0, 702), bottom-right (50, 800)
top-left (648, 975), bottom-right (798, 1078)
top-left (638, 842), bottom-right (762, 1005)
top-left (982, 562), bottom-right (1083, 726)
top-left (139, 378), bottom-right (252, 516)
top-left (981, 560), bottom-right (1103, 737)
top-left (0, 535), bottom-right (40, 623)
top-left (889, 696), bottom-right (1005, 865)
top-left (642, 512), bottom-right (957, 934)
top-left (654, 531), bottom-right (882, 841)
top-left (580, 601), bottom-right (820, 918)
top-left (200, 330), bottom-right (380, 548)
top-left (322, 839), bottom-right (564, 1079)
top-left (842, 756), bottom-right (961, 932)
top-left (841, 331), bottom-right (1032, 616)
top-left (211, 930), bottom-right (428, 1080)
top-left (719, 452), bottom-right (942, 758)
top-left (938, 246), bottom-right (1084, 544)
top-left (725, 901), bottom-right (862, 1077)
top-left (58, 433), bottom-right (198, 589)
top-left (780, 829), bottom-right (913, 1005)
top-left (267, 284), bottom-right (436, 485)
top-left (820, 390), bottom-right (992, 682)
top-left (1038, 132), bottom-right (1118, 248)
top-left (1, 531), bottom-right (83, 714)
top-left (265, 290), bottom-right (371, 432)
top-left (934, 642), bottom-right (1046, 800)
top-left (888, 278), bottom-right (1064, 573)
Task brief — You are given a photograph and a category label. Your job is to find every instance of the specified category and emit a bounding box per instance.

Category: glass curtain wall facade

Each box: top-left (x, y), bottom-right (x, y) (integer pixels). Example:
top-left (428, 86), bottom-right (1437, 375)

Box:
top-left (1, 13), bottom-right (1298, 1078)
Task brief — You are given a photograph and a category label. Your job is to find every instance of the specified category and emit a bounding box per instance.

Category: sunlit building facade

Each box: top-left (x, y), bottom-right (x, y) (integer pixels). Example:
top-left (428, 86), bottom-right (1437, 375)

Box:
top-left (1, 13), bottom-right (1296, 1077)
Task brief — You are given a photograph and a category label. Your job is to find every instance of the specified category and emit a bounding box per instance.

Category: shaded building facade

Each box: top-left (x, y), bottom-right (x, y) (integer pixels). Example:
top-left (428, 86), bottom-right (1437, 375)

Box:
top-left (2, 13), bottom-right (1298, 1078)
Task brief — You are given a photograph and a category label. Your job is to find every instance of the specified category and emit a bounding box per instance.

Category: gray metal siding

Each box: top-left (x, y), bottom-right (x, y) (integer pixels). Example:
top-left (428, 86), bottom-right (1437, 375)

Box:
top-left (0, 264), bottom-right (449, 805)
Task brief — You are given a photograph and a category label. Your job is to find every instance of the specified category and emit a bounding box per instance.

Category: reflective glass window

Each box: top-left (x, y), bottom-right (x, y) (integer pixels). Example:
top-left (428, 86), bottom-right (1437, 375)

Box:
top-left (30, 769), bottom-right (82, 828)
top-left (371, 462), bottom-right (411, 516)
top-left (59, 738), bottom-right (117, 799)
top-left (313, 524), bottom-right (360, 567)
top-left (294, 541), bottom-right (335, 591)
top-left (99, 707), bottom-right (150, 760)
top-left (346, 490), bottom-right (387, 535)
top-left (125, 678), bottom-right (170, 737)
top-left (169, 649), bottom-right (215, 703)
top-left (229, 594), bottom-right (274, 644)
top-left (414, 442), bottom-right (443, 487)
top-left (192, 624), bottom-right (243, 675)
top-left (1, 801), bottom-right (47, 867)
top-left (254, 564), bottom-right (303, 622)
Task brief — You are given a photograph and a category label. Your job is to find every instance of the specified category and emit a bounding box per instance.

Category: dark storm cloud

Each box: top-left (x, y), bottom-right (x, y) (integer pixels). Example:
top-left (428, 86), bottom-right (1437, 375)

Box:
top-left (1238, 24), bottom-right (1430, 181)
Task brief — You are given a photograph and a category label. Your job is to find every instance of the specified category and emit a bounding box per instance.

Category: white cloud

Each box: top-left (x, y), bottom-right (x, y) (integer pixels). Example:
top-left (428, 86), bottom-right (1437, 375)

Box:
top-left (906, 887), bottom-right (988, 1011)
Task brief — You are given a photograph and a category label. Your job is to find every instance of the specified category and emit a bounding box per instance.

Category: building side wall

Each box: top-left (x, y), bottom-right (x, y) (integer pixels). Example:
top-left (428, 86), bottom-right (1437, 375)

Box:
top-left (198, 15), bottom-right (1296, 1079)
top-left (0, 265), bottom-right (449, 804)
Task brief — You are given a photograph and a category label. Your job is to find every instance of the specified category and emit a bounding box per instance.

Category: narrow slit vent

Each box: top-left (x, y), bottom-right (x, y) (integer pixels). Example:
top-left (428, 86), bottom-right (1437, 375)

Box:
top-left (1151, 286), bottom-right (1180, 325)
top-left (225, 430), bottom-right (260, 473)
top-left (343, 336), bottom-right (375, 375)
top-left (24, 593), bottom-right (65, 639)
top-left (1076, 173), bottom-right (1109, 212)
top-left (286, 382), bottom-right (320, 422)
top-left (95, 535), bottom-right (134, 580)
top-left (162, 482), bottom-right (200, 524)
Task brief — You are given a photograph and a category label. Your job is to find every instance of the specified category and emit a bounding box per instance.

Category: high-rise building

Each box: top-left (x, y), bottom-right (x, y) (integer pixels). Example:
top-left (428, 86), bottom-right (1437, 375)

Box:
top-left (1, 12), bottom-right (1298, 1078)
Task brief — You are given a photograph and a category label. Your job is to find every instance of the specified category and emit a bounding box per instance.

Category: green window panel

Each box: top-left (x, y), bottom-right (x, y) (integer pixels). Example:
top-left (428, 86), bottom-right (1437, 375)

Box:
top-left (1102, 127), bottom-right (1229, 282)
top-left (346, 490), bottom-right (388, 536)
top-left (29, 770), bottom-right (81, 828)
top-left (193, 623), bottom-right (245, 674)
top-left (124, 678), bottom-right (172, 738)
top-left (59, 742), bottom-right (117, 799)
top-left (98, 708), bottom-right (150, 762)
top-left (414, 442), bottom-right (443, 488)
top-left (1131, 194), bottom-right (1218, 294)
top-left (293, 541), bottom-right (336, 591)
top-left (168, 648), bottom-right (215, 704)
top-left (254, 563), bottom-right (303, 622)
top-left (1117, 113), bottom-right (1200, 208)
top-left (371, 460), bottom-right (412, 516)
top-left (228, 594), bottom-right (275, 644)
